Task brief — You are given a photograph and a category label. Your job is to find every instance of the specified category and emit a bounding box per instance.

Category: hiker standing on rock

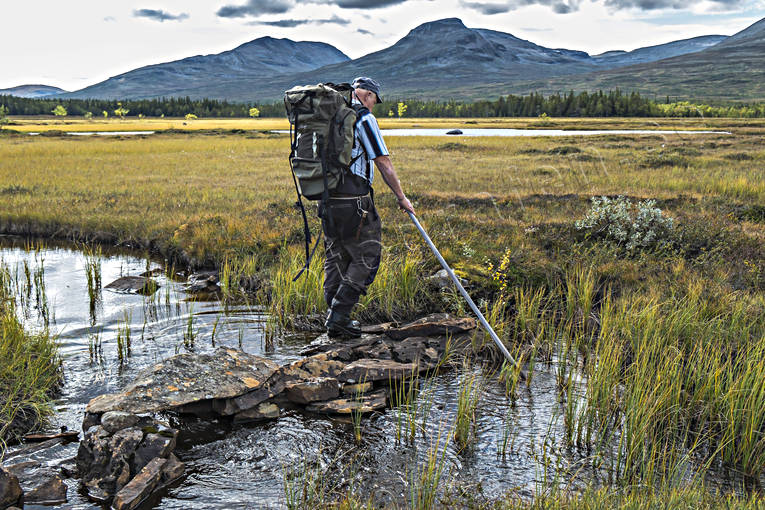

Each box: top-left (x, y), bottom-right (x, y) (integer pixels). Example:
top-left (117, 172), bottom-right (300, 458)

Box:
top-left (323, 77), bottom-right (415, 338)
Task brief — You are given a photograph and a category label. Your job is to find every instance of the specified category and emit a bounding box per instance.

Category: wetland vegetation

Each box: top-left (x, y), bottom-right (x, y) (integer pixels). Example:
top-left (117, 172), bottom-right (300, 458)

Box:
top-left (1, 116), bottom-right (763, 507)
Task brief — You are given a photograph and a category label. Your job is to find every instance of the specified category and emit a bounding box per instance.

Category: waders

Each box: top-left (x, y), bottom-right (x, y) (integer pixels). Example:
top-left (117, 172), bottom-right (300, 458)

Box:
top-left (408, 212), bottom-right (528, 381)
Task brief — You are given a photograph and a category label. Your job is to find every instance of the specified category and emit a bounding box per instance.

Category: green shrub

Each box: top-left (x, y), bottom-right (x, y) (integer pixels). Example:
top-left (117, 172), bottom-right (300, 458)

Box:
top-left (575, 196), bottom-right (675, 253)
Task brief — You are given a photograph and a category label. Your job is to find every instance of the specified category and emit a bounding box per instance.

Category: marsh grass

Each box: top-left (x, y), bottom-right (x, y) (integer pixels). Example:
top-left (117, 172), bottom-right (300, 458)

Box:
top-left (1, 119), bottom-right (764, 501)
top-left (283, 457), bottom-right (329, 510)
top-left (454, 361), bottom-right (487, 452)
top-left (408, 427), bottom-right (451, 510)
top-left (0, 261), bottom-right (60, 447)
top-left (116, 310), bottom-right (132, 364)
top-left (88, 329), bottom-right (103, 365)
top-left (83, 244), bottom-right (103, 324)
top-left (483, 486), bottom-right (765, 509)
top-left (183, 305), bottom-right (196, 352)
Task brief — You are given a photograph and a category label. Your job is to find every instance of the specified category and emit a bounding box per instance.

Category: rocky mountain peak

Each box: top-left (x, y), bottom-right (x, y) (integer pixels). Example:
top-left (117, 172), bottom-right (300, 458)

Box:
top-left (405, 17), bottom-right (468, 37)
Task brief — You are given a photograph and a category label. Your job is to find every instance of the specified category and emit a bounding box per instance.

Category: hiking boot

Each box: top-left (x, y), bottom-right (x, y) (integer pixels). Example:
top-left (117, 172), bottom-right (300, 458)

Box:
top-left (326, 310), bottom-right (361, 338)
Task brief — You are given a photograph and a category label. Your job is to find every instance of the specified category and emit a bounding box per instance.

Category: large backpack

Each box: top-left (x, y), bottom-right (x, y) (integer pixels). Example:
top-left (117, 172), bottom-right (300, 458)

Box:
top-left (284, 82), bottom-right (367, 199)
top-left (283, 82), bottom-right (367, 279)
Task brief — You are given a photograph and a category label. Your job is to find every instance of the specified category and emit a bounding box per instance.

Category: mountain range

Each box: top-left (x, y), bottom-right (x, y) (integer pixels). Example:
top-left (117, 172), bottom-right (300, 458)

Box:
top-left (509, 17), bottom-right (765, 101)
top-left (6, 16), bottom-right (764, 102)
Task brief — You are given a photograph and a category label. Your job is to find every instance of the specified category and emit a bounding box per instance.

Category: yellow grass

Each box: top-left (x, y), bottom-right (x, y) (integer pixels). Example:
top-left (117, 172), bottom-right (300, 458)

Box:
top-left (7, 115), bottom-right (764, 132)
top-left (1, 119), bottom-right (763, 267)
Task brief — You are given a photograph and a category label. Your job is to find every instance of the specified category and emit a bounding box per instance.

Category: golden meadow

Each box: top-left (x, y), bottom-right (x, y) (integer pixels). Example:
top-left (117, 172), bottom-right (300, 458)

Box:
top-left (1, 117), bottom-right (764, 506)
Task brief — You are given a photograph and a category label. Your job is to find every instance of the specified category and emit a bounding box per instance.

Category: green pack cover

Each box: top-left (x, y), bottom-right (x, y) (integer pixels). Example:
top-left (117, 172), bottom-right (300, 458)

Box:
top-left (284, 83), bottom-right (358, 200)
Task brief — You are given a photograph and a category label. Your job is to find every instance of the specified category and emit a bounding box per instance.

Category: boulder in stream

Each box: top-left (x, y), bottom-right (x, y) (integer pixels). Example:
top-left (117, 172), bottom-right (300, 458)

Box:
top-left (385, 313), bottom-right (476, 340)
top-left (286, 377), bottom-right (340, 405)
top-left (306, 389), bottom-right (388, 414)
top-left (185, 271), bottom-right (220, 296)
top-left (4, 461), bottom-right (67, 505)
top-left (76, 412), bottom-right (180, 503)
top-left (86, 348), bottom-right (279, 415)
top-left (338, 359), bottom-right (419, 383)
top-left (233, 402), bottom-right (280, 424)
top-left (111, 454), bottom-right (184, 510)
top-left (0, 467), bottom-right (22, 509)
top-left (104, 276), bottom-right (159, 295)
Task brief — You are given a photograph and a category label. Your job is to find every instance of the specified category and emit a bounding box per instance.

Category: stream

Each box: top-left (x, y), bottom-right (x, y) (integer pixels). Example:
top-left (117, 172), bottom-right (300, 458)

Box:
top-left (0, 238), bottom-right (754, 508)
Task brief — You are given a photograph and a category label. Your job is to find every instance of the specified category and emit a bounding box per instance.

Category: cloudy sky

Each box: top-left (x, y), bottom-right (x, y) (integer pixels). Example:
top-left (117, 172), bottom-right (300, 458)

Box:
top-left (2, 0), bottom-right (763, 91)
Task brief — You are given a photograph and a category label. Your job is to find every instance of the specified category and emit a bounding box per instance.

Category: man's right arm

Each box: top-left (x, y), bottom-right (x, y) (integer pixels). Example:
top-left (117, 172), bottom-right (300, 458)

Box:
top-left (374, 155), bottom-right (415, 214)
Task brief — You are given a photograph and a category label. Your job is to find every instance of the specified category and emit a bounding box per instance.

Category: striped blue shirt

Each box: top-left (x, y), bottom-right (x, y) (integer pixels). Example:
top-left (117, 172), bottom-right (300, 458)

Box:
top-left (350, 101), bottom-right (388, 185)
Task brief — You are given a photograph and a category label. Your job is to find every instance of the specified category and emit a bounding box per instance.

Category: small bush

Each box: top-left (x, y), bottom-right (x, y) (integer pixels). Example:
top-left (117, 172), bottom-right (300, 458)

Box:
top-left (723, 152), bottom-right (754, 161)
top-left (549, 145), bottom-right (582, 155)
top-left (436, 142), bottom-right (469, 151)
top-left (639, 151), bottom-right (689, 168)
top-left (575, 196), bottom-right (675, 253)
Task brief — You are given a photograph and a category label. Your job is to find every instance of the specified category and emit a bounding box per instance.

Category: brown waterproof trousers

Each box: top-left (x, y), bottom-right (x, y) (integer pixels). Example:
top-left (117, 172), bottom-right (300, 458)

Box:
top-left (321, 194), bottom-right (381, 315)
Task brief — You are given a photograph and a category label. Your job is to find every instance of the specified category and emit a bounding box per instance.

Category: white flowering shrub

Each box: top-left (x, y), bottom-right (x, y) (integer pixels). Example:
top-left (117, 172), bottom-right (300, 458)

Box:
top-left (575, 196), bottom-right (675, 252)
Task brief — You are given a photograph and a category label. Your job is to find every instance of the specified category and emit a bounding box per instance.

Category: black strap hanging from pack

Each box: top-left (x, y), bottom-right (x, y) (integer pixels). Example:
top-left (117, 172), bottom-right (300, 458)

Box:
top-left (292, 132), bottom-right (336, 282)
top-left (287, 107), bottom-right (320, 281)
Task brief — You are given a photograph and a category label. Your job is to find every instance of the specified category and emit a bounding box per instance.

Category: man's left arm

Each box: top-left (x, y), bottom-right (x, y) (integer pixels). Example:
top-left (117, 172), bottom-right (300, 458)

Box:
top-left (374, 155), bottom-right (414, 214)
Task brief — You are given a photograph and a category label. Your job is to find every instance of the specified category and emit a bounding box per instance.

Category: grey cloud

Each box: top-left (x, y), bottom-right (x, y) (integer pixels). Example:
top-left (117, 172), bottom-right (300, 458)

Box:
top-left (304, 0), bottom-right (407, 8)
top-left (133, 8), bottom-right (189, 22)
top-left (216, 0), bottom-right (293, 18)
top-left (332, 0), bottom-right (407, 7)
top-left (216, 0), bottom-right (409, 19)
top-left (357, 28), bottom-right (373, 34)
top-left (464, 0), bottom-right (742, 12)
top-left (251, 14), bottom-right (350, 26)
top-left (461, 1), bottom-right (511, 13)
top-left (103, 16), bottom-right (117, 22)
top-left (603, 0), bottom-right (741, 9)
top-left (461, 0), bottom-right (581, 13)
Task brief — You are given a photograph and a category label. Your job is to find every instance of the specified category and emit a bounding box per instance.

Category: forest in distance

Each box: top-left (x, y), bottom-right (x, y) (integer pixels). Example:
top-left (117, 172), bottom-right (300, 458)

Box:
top-left (4, 89), bottom-right (765, 120)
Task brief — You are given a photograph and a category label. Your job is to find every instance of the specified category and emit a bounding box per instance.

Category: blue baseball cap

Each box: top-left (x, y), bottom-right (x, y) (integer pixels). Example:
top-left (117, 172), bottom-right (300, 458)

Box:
top-left (352, 76), bottom-right (383, 103)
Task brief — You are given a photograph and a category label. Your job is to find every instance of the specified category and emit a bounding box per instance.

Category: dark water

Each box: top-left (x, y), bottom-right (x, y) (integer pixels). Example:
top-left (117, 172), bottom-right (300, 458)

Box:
top-left (0, 239), bottom-right (753, 508)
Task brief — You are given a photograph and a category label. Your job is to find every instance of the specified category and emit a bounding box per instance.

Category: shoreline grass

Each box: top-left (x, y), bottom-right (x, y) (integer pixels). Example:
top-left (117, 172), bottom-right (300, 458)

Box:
top-left (0, 261), bottom-right (61, 450)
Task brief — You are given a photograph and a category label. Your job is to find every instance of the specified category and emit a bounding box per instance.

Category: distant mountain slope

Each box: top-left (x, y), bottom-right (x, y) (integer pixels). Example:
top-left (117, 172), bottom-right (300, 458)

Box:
top-left (593, 35), bottom-right (726, 67)
top-left (63, 37), bottom-right (350, 100)
top-left (0, 84), bottom-right (68, 98)
top-left (510, 17), bottom-right (765, 101)
top-left (715, 16), bottom-right (765, 47)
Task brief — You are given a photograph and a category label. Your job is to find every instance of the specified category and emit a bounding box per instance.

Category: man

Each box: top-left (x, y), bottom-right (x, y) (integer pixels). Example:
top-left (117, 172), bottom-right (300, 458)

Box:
top-left (323, 76), bottom-right (415, 338)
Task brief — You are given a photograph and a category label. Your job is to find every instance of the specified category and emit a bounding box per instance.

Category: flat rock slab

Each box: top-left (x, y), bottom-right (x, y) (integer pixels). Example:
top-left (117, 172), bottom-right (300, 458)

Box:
top-left (306, 390), bottom-right (387, 414)
top-left (5, 462), bottom-right (67, 506)
top-left (105, 276), bottom-right (159, 295)
top-left (338, 359), bottom-right (419, 383)
top-left (112, 454), bottom-right (184, 510)
top-left (87, 348), bottom-right (279, 415)
top-left (385, 313), bottom-right (476, 341)
top-left (233, 403), bottom-right (280, 424)
top-left (215, 353), bottom-right (346, 416)
top-left (286, 378), bottom-right (340, 405)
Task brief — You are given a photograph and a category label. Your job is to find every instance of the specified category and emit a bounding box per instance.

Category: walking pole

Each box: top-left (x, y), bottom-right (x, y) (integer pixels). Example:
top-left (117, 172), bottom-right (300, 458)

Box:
top-left (408, 212), bottom-right (527, 381)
